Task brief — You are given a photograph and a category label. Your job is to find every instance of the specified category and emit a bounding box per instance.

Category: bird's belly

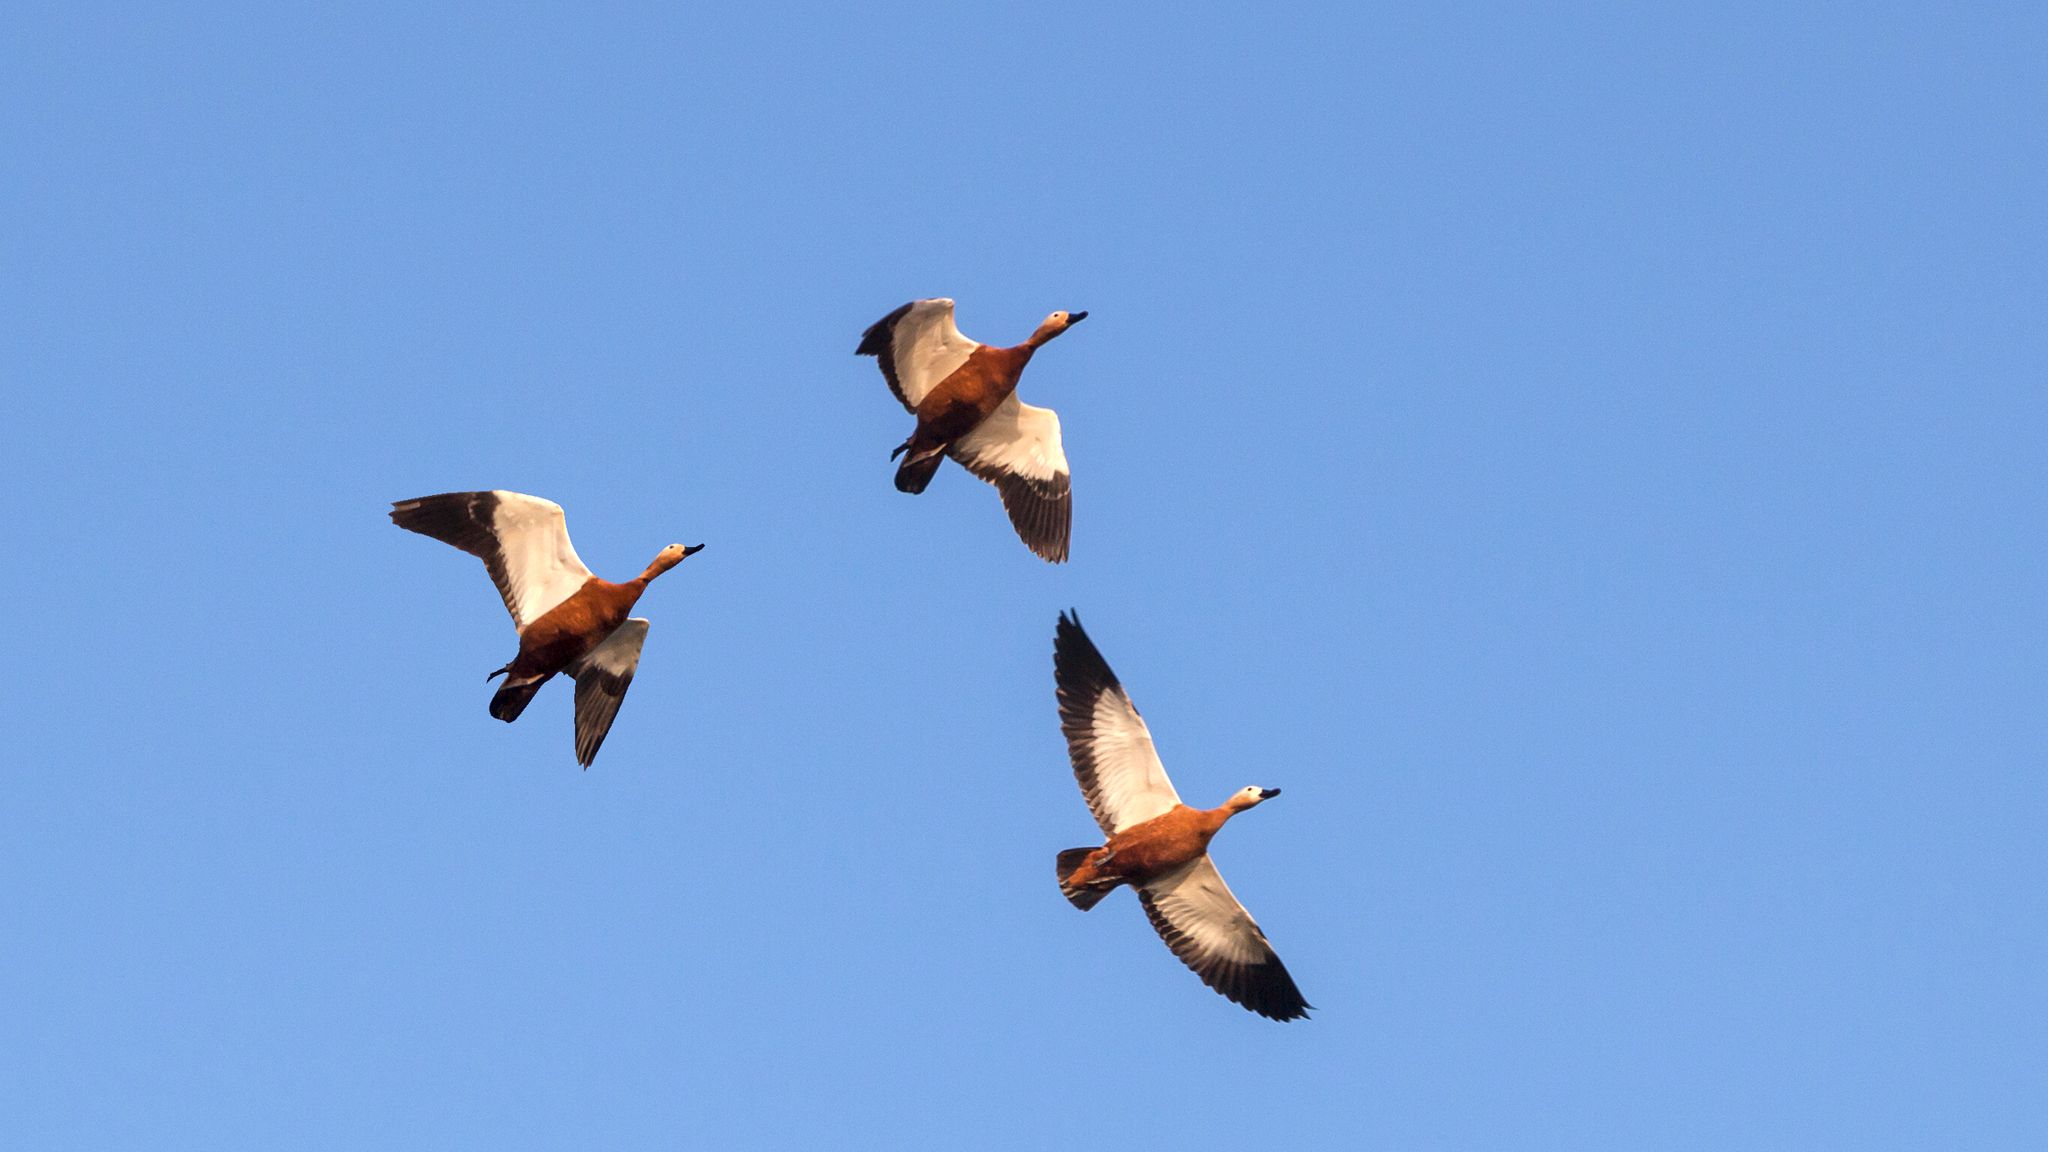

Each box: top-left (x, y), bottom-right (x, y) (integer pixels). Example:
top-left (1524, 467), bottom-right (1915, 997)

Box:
top-left (916, 352), bottom-right (1018, 432)
top-left (1102, 820), bottom-right (1209, 884)
top-left (514, 593), bottom-right (625, 675)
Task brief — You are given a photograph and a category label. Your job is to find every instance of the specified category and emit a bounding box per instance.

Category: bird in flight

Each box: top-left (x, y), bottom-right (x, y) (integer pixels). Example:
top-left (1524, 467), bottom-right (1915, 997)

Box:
top-left (856, 298), bottom-right (1083, 563)
top-left (390, 490), bottom-right (703, 767)
top-left (1051, 612), bottom-right (1311, 1021)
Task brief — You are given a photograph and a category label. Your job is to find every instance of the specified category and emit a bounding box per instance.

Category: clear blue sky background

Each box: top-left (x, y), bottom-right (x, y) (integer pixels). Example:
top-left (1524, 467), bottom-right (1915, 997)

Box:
top-left (4, 2), bottom-right (2043, 1147)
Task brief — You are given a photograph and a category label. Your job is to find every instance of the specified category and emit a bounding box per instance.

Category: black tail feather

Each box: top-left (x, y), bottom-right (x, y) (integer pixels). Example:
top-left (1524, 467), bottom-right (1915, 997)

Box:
top-left (489, 676), bottom-right (547, 723)
top-left (1057, 847), bottom-right (1111, 911)
top-left (894, 448), bottom-right (944, 494)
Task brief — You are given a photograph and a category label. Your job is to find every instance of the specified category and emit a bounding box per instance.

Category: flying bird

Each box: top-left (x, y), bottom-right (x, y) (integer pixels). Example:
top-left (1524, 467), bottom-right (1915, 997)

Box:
top-left (1052, 612), bottom-right (1311, 1021)
top-left (856, 298), bottom-right (1083, 563)
top-left (390, 490), bottom-right (703, 767)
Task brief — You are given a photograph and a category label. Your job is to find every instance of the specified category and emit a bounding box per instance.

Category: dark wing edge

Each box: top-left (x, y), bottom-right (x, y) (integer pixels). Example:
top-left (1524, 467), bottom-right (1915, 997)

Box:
top-left (1137, 881), bottom-right (1313, 1022)
top-left (1053, 611), bottom-right (1126, 835)
top-left (957, 455), bottom-right (1071, 563)
top-left (389, 491), bottom-right (520, 621)
top-left (856, 301), bottom-right (917, 410)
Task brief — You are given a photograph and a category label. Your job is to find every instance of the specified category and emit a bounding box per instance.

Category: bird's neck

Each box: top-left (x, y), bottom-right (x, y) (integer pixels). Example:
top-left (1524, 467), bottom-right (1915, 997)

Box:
top-left (597, 575), bottom-right (651, 612)
top-left (1195, 805), bottom-right (1238, 839)
top-left (634, 555), bottom-right (683, 586)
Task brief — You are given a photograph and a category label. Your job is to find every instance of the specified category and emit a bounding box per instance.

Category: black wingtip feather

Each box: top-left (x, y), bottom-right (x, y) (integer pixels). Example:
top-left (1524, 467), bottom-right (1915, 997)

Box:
top-left (859, 301), bottom-right (922, 411)
top-left (856, 301), bottom-right (914, 356)
top-left (389, 490), bottom-right (499, 543)
top-left (1054, 612), bottom-right (1121, 698)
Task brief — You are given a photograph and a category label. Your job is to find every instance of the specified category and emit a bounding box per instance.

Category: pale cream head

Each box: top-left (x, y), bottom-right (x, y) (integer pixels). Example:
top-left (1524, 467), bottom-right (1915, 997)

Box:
top-left (1225, 785), bottom-right (1282, 812)
top-left (1029, 309), bottom-right (1089, 345)
top-left (647, 542), bottom-right (705, 578)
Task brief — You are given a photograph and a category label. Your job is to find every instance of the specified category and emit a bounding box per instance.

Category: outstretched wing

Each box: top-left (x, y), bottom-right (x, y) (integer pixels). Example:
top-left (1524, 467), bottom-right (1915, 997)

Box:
top-left (1053, 612), bottom-right (1181, 835)
top-left (565, 618), bottom-right (649, 768)
top-left (1137, 857), bottom-right (1311, 1022)
top-left (390, 491), bottom-right (594, 630)
top-left (856, 298), bottom-right (981, 412)
top-left (952, 395), bottom-right (1071, 563)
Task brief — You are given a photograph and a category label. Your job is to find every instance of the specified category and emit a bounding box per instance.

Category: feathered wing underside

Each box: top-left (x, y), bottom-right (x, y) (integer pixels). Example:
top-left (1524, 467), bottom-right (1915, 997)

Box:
top-left (1137, 857), bottom-right (1311, 1022)
top-left (952, 395), bottom-right (1071, 563)
top-left (564, 618), bottom-right (649, 768)
top-left (1053, 612), bottom-right (1181, 836)
top-left (390, 490), bottom-right (593, 629)
top-left (856, 298), bottom-right (979, 411)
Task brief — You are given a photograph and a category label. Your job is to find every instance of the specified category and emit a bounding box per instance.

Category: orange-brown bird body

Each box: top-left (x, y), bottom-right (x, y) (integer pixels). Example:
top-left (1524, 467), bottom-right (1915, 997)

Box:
top-left (895, 344), bottom-right (1036, 465)
top-left (495, 571), bottom-right (659, 701)
top-left (1057, 795), bottom-right (1260, 900)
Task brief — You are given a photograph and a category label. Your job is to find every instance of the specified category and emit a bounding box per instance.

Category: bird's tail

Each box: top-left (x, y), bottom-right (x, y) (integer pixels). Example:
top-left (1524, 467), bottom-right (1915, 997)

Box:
top-left (1057, 847), bottom-right (1112, 911)
top-left (488, 672), bottom-right (548, 723)
top-left (892, 441), bottom-right (945, 494)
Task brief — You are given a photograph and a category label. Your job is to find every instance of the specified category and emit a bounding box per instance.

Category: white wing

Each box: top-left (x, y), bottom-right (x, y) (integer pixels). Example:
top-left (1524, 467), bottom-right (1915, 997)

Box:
top-left (856, 297), bottom-right (981, 411)
top-left (952, 395), bottom-right (1071, 563)
top-left (390, 490), bottom-right (594, 630)
top-left (565, 618), bottom-right (649, 768)
top-left (1053, 612), bottom-right (1181, 835)
top-left (1137, 857), bottom-right (1311, 1021)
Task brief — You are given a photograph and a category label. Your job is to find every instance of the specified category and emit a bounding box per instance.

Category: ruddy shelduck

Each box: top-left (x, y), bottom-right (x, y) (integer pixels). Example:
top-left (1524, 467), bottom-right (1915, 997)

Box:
top-left (856, 298), bottom-right (1083, 563)
top-left (390, 490), bottom-right (703, 767)
top-left (1052, 612), bottom-right (1310, 1021)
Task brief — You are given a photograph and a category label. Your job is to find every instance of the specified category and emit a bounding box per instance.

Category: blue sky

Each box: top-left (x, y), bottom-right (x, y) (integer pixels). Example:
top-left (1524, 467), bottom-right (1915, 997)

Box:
top-left (5, 1), bottom-right (2044, 1147)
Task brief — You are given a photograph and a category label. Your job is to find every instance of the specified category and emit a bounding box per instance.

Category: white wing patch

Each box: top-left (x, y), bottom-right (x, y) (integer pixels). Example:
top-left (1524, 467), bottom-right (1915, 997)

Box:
top-left (952, 396), bottom-right (1069, 484)
top-left (951, 396), bottom-right (1071, 563)
top-left (1085, 690), bottom-right (1181, 833)
top-left (488, 492), bottom-right (595, 630)
top-left (1140, 858), bottom-right (1268, 967)
top-left (888, 298), bottom-right (979, 410)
